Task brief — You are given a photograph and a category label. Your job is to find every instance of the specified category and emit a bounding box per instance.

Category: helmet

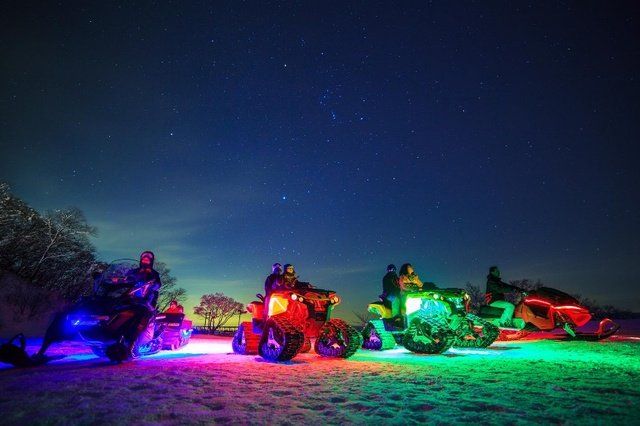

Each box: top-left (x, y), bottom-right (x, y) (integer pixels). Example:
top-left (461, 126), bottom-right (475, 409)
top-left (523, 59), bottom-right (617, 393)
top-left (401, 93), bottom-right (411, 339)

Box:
top-left (386, 264), bottom-right (397, 273)
top-left (489, 266), bottom-right (500, 277)
top-left (140, 251), bottom-right (155, 268)
top-left (272, 263), bottom-right (282, 274)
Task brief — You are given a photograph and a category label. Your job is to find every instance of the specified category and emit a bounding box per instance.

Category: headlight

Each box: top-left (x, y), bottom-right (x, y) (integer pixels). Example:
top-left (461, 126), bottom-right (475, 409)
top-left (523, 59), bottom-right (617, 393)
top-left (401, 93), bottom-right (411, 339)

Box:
top-left (291, 294), bottom-right (298, 301)
top-left (433, 293), bottom-right (440, 300)
top-left (405, 297), bottom-right (422, 314)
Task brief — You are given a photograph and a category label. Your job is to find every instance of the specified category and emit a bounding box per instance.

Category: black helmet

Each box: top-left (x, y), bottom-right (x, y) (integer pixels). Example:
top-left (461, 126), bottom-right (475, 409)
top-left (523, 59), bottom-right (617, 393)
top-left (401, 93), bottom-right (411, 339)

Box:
top-left (272, 263), bottom-right (282, 274)
top-left (140, 251), bottom-right (155, 268)
top-left (386, 264), bottom-right (397, 273)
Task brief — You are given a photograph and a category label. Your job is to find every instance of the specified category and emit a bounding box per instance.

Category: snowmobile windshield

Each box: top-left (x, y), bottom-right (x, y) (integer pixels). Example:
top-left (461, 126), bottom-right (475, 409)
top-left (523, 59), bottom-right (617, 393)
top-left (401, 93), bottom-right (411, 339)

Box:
top-left (532, 287), bottom-right (580, 306)
top-left (94, 259), bottom-right (140, 298)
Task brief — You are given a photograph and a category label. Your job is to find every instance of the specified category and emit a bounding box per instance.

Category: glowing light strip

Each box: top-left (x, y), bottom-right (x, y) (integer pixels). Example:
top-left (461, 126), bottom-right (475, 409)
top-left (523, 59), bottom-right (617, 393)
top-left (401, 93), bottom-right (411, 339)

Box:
top-left (526, 298), bottom-right (586, 311)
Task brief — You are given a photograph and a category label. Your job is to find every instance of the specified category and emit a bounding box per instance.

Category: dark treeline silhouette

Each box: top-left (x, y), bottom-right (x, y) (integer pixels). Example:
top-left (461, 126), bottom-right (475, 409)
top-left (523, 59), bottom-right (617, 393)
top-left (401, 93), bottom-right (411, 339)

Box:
top-left (0, 182), bottom-right (187, 322)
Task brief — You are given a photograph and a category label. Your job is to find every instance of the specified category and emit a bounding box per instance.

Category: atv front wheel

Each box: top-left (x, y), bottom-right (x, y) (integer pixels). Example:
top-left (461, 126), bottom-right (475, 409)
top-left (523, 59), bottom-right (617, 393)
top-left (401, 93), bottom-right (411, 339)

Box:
top-left (403, 316), bottom-right (453, 354)
top-left (258, 315), bottom-right (304, 362)
top-left (315, 319), bottom-right (362, 359)
top-left (232, 321), bottom-right (260, 355)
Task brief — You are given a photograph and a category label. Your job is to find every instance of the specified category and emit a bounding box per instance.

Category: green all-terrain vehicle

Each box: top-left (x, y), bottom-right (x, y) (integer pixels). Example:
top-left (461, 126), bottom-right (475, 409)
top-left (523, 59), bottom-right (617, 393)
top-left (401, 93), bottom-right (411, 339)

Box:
top-left (362, 288), bottom-right (499, 354)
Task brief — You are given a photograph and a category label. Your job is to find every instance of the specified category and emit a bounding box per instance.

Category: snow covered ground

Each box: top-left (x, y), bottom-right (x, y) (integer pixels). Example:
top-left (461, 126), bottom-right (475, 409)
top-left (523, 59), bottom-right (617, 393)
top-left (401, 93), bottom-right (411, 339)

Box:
top-left (1, 330), bottom-right (639, 425)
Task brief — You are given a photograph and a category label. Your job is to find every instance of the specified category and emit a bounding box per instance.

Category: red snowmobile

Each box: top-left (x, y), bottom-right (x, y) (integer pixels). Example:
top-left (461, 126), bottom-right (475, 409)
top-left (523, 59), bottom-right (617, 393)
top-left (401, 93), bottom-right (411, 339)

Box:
top-left (157, 312), bottom-right (193, 350)
top-left (478, 286), bottom-right (619, 340)
top-left (232, 285), bottom-right (362, 362)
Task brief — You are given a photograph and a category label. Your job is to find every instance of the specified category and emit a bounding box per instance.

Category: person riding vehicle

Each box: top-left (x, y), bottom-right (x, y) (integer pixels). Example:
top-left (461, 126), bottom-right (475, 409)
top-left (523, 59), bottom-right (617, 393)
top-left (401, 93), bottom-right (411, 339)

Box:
top-left (398, 263), bottom-right (434, 292)
top-left (381, 264), bottom-right (400, 316)
top-left (264, 263), bottom-right (283, 296)
top-left (280, 264), bottom-right (312, 290)
top-left (31, 251), bottom-right (162, 364)
top-left (485, 266), bottom-right (521, 327)
top-left (165, 300), bottom-right (184, 314)
top-left (126, 251), bottom-right (162, 307)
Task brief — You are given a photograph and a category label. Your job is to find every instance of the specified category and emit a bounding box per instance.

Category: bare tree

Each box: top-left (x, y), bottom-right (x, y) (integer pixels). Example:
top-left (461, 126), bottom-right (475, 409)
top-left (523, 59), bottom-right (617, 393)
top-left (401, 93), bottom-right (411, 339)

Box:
top-left (193, 293), bottom-right (244, 332)
top-left (0, 182), bottom-right (44, 272)
top-left (464, 282), bottom-right (484, 313)
top-left (352, 310), bottom-right (377, 328)
top-left (0, 182), bottom-right (98, 303)
top-left (29, 208), bottom-right (96, 280)
top-left (506, 279), bottom-right (543, 304)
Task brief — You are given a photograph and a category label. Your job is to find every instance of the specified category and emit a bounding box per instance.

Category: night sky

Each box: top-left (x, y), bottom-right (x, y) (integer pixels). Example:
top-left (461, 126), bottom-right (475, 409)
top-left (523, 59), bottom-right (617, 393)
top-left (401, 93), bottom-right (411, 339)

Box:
top-left (1, 2), bottom-right (639, 318)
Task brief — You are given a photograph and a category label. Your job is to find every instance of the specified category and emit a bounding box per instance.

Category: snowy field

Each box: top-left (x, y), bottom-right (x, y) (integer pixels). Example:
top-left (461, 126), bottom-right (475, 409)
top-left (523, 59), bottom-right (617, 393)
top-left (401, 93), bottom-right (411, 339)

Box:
top-left (1, 329), bottom-right (639, 425)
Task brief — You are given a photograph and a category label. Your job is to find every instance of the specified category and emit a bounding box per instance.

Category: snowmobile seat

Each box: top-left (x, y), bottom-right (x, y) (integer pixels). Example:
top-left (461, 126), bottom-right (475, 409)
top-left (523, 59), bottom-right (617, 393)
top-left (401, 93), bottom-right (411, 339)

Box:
top-left (478, 305), bottom-right (505, 319)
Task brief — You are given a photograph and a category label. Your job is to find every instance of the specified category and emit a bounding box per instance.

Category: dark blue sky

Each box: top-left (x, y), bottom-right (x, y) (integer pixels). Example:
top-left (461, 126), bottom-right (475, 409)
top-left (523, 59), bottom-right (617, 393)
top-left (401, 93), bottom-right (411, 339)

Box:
top-left (1, 1), bottom-right (639, 318)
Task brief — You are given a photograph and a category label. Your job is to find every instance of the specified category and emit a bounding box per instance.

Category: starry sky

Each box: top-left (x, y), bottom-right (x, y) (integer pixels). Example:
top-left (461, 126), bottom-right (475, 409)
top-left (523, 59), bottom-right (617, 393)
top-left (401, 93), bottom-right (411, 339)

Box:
top-left (1, 2), bottom-right (639, 319)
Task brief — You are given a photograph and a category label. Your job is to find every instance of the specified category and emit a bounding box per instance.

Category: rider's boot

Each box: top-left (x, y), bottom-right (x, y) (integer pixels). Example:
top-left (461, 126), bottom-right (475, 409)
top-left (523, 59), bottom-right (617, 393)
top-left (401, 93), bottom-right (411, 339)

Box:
top-left (563, 323), bottom-right (576, 337)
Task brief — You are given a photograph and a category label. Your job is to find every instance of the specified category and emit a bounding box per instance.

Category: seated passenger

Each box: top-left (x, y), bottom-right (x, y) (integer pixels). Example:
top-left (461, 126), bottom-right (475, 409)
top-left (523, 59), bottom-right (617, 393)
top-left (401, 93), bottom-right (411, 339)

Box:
top-left (165, 300), bottom-right (184, 314)
top-left (398, 263), bottom-right (424, 292)
top-left (281, 264), bottom-right (312, 290)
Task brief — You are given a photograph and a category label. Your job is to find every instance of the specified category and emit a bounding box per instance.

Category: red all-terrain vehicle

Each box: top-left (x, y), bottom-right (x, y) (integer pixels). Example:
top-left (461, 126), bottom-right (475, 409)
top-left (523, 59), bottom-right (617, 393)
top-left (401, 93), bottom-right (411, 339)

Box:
top-left (232, 286), bottom-right (362, 362)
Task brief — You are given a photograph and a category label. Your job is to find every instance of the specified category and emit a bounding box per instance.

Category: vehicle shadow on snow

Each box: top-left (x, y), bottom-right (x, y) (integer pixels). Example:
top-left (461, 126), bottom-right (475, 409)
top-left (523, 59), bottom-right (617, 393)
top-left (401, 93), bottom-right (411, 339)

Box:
top-left (252, 356), bottom-right (309, 365)
top-left (483, 345), bottom-right (522, 351)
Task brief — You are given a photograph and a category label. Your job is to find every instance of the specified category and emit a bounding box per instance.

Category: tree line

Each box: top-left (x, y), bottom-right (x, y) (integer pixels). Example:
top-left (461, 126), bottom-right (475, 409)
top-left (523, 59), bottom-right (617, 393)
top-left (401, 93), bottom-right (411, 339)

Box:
top-left (1, 182), bottom-right (245, 330)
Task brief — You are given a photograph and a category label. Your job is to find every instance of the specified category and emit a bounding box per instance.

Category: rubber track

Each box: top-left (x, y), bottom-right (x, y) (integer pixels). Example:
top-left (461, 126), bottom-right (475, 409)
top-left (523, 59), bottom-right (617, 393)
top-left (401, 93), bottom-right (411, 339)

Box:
top-left (452, 313), bottom-right (499, 348)
top-left (258, 315), bottom-right (304, 362)
top-left (315, 319), bottom-right (362, 359)
top-left (403, 315), bottom-right (454, 354)
top-left (362, 320), bottom-right (396, 350)
top-left (232, 321), bottom-right (260, 355)
top-left (298, 337), bottom-right (312, 353)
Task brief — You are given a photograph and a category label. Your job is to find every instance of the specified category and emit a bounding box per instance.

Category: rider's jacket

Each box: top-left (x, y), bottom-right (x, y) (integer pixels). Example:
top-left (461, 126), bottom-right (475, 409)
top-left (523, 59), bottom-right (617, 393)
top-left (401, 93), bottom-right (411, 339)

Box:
top-left (127, 267), bottom-right (162, 307)
top-left (264, 273), bottom-right (283, 296)
top-left (485, 274), bottom-right (519, 303)
top-left (382, 272), bottom-right (400, 299)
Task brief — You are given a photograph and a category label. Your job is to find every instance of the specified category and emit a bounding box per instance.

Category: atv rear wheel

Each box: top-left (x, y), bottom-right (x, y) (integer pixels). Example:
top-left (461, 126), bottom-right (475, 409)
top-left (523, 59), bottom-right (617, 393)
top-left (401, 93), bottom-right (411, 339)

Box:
top-left (258, 315), bottom-right (304, 362)
top-left (362, 320), bottom-right (396, 350)
top-left (403, 316), bottom-right (453, 354)
top-left (315, 319), bottom-right (362, 359)
top-left (232, 321), bottom-right (260, 355)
